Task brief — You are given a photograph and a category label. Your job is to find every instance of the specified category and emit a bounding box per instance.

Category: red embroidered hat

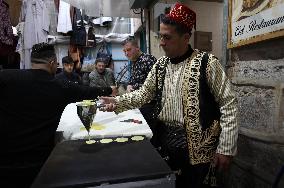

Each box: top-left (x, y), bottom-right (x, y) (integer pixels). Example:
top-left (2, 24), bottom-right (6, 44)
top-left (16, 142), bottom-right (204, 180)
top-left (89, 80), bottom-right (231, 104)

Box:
top-left (166, 2), bottom-right (196, 30)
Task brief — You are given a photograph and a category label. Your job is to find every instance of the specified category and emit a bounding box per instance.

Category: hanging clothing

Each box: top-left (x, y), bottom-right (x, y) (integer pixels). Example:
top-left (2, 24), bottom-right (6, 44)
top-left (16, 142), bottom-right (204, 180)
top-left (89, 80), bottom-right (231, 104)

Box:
top-left (54, 0), bottom-right (59, 12)
top-left (15, 22), bottom-right (25, 69)
top-left (23, 0), bottom-right (50, 49)
top-left (0, 0), bottom-right (13, 46)
top-left (73, 8), bottom-right (87, 26)
top-left (0, 0), bottom-right (14, 68)
top-left (56, 0), bottom-right (72, 33)
top-left (21, 0), bottom-right (50, 69)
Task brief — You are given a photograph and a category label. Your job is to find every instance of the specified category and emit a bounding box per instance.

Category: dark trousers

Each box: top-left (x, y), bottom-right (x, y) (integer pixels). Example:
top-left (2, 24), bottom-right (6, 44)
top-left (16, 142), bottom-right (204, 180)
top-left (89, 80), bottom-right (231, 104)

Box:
top-left (273, 165), bottom-right (284, 188)
top-left (0, 150), bottom-right (51, 188)
top-left (164, 145), bottom-right (214, 188)
top-left (0, 163), bottom-right (42, 188)
top-left (154, 120), bottom-right (221, 188)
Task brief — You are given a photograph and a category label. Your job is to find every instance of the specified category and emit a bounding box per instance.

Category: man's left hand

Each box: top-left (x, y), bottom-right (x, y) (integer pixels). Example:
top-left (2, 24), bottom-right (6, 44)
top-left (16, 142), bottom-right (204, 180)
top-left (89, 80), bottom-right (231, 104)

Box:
top-left (213, 153), bottom-right (233, 172)
top-left (110, 86), bottom-right (119, 96)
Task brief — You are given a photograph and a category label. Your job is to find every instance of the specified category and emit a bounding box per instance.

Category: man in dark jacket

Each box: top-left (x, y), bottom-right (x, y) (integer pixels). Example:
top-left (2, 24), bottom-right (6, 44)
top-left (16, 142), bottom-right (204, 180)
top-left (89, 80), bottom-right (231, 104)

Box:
top-left (55, 56), bottom-right (82, 84)
top-left (0, 42), bottom-right (115, 188)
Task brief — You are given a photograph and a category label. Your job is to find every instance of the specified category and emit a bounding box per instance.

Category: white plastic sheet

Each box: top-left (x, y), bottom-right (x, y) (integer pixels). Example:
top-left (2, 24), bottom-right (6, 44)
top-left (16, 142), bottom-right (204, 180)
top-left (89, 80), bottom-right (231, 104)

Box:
top-left (57, 103), bottom-right (153, 140)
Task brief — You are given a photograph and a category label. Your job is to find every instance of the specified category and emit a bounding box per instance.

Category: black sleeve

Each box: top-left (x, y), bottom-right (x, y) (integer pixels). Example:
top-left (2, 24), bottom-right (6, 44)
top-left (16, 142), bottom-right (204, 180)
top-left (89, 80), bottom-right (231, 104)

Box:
top-left (58, 80), bottom-right (112, 101)
top-left (86, 85), bottom-right (112, 97)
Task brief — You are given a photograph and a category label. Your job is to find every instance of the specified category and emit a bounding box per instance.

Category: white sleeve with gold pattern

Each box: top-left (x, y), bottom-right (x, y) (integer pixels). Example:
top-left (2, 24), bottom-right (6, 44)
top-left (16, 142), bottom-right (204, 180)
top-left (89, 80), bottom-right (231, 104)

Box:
top-left (206, 54), bottom-right (239, 156)
top-left (114, 62), bottom-right (159, 114)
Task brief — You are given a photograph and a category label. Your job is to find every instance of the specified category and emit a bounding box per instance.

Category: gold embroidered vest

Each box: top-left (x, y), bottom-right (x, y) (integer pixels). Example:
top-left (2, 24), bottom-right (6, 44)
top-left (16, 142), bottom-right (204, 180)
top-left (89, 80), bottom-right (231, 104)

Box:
top-left (155, 51), bottom-right (221, 165)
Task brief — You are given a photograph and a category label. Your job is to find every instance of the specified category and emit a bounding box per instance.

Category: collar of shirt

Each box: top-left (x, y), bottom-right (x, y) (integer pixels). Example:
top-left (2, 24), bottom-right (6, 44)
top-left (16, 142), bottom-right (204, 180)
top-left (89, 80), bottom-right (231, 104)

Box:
top-left (170, 46), bottom-right (194, 64)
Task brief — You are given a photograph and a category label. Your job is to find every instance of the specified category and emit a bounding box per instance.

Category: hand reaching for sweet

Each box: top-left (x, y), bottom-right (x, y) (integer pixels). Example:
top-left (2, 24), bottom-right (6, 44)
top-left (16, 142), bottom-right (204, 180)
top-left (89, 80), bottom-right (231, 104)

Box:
top-left (99, 96), bottom-right (117, 112)
top-left (110, 86), bottom-right (119, 96)
top-left (126, 85), bottom-right (134, 93)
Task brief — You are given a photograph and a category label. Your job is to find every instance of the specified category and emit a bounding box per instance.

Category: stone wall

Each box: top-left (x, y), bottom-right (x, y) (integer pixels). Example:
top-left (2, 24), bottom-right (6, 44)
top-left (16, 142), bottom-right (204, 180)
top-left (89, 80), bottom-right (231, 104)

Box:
top-left (226, 37), bottom-right (284, 187)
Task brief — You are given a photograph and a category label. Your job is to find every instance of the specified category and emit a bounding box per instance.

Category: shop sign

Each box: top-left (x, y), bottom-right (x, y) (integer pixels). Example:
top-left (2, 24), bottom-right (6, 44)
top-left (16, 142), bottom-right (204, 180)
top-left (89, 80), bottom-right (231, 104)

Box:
top-left (228, 1), bottom-right (284, 48)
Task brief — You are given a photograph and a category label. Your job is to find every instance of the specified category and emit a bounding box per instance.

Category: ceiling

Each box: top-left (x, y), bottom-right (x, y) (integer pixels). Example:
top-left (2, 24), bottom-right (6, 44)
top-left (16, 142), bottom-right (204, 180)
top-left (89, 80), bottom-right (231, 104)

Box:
top-left (5, 0), bottom-right (142, 27)
top-left (193, 0), bottom-right (223, 2)
top-left (129, 0), bottom-right (156, 9)
top-left (62, 0), bottom-right (140, 18)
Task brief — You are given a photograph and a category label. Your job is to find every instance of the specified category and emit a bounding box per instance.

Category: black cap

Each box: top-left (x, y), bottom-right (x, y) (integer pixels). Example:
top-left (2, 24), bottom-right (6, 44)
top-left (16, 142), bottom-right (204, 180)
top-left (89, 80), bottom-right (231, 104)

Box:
top-left (62, 56), bottom-right (74, 64)
top-left (95, 58), bottom-right (108, 65)
top-left (31, 42), bottom-right (56, 64)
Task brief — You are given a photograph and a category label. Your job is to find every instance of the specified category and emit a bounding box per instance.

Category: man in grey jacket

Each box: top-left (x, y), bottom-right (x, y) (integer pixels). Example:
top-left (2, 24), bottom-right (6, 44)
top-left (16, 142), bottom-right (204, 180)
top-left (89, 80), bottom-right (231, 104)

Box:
top-left (89, 58), bottom-right (116, 88)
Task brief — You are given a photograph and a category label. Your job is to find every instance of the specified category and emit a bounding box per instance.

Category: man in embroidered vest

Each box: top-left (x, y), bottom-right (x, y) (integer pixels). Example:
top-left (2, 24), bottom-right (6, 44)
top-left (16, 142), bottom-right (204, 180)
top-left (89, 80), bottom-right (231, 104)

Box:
top-left (100, 3), bottom-right (238, 188)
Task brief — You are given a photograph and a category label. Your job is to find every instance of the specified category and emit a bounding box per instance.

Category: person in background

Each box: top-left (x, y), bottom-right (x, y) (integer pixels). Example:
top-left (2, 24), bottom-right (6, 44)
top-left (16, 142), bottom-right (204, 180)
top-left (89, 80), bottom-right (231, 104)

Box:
top-left (68, 45), bottom-right (82, 75)
top-left (123, 38), bottom-right (156, 93)
top-left (122, 38), bottom-right (157, 136)
top-left (0, 42), bottom-right (116, 188)
top-left (89, 58), bottom-right (116, 88)
top-left (100, 3), bottom-right (238, 188)
top-left (55, 56), bottom-right (82, 84)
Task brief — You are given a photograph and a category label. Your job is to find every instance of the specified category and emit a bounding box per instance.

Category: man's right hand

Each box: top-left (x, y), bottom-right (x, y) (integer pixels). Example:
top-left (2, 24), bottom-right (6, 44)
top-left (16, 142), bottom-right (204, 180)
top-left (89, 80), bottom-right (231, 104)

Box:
top-left (127, 85), bottom-right (134, 93)
top-left (99, 97), bottom-right (117, 112)
top-left (213, 153), bottom-right (233, 172)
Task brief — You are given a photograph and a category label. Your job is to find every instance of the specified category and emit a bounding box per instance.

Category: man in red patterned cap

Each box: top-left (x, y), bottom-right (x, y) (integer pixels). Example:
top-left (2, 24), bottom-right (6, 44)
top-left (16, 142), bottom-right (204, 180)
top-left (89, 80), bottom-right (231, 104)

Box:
top-left (100, 2), bottom-right (238, 187)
